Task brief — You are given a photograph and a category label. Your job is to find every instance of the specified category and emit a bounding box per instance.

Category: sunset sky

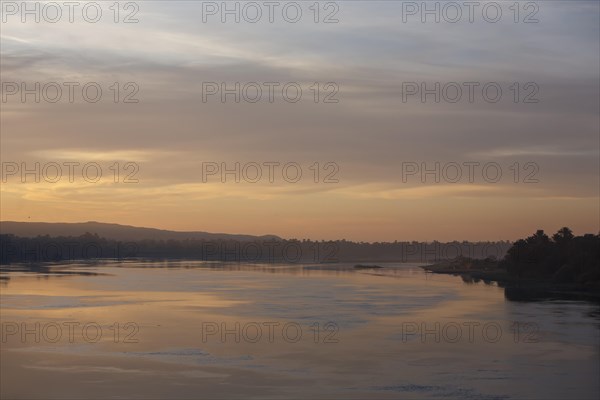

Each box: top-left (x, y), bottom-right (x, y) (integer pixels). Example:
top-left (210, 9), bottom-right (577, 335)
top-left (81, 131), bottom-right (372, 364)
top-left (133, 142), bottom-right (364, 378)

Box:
top-left (1, 1), bottom-right (598, 241)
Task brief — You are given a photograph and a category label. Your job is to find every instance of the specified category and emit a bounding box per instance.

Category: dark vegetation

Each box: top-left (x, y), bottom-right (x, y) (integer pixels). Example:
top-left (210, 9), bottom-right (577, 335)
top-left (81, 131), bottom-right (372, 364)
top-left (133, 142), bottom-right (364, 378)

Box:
top-left (423, 228), bottom-right (600, 298)
top-left (501, 228), bottom-right (599, 285)
top-left (0, 233), bottom-right (510, 264)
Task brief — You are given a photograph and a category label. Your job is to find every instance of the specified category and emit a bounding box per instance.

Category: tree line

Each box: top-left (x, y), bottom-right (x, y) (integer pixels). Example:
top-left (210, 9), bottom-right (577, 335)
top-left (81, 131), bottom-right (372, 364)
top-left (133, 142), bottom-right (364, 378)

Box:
top-left (1, 232), bottom-right (510, 264)
top-left (500, 227), bottom-right (599, 284)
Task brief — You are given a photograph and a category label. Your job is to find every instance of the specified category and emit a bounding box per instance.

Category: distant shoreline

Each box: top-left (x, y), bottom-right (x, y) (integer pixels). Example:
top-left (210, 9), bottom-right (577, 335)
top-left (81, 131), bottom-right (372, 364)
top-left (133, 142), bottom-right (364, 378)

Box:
top-left (421, 261), bottom-right (600, 301)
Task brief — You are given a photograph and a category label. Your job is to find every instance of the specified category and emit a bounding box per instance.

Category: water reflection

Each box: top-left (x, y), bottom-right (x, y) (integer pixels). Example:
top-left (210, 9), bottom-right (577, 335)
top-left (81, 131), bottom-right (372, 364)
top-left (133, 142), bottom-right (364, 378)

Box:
top-left (1, 261), bottom-right (598, 399)
top-left (3, 261), bottom-right (599, 305)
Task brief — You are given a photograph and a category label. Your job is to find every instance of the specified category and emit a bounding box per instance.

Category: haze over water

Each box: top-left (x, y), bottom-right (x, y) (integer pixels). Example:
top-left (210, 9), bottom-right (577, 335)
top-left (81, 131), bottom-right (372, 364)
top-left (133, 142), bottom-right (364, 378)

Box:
top-left (1, 262), bottom-right (598, 399)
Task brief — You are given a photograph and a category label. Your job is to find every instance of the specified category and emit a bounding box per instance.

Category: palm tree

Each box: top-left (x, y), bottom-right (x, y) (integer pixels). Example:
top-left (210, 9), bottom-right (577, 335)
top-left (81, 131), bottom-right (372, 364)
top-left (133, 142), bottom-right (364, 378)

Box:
top-left (552, 227), bottom-right (574, 245)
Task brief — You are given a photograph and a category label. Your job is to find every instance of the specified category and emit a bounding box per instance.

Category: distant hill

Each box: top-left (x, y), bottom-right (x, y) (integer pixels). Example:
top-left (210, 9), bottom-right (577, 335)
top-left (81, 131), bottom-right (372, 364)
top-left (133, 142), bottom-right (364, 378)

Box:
top-left (0, 221), bottom-right (517, 264)
top-left (0, 221), bottom-right (281, 242)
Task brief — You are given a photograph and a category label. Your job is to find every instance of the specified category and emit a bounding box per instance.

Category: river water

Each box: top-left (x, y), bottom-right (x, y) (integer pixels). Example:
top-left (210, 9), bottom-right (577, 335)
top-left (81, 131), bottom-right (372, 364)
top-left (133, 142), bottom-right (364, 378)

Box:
top-left (1, 261), bottom-right (598, 399)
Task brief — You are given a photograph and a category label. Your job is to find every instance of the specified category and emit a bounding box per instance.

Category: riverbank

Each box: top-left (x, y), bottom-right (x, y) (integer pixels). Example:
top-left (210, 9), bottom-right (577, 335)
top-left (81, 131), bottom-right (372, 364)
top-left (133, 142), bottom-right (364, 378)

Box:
top-left (421, 260), bottom-right (600, 301)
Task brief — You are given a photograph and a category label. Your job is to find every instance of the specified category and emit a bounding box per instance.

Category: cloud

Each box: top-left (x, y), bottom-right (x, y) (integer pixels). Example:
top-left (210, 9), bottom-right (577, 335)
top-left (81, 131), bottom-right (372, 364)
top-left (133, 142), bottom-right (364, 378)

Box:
top-left (1, 0), bottom-right (598, 240)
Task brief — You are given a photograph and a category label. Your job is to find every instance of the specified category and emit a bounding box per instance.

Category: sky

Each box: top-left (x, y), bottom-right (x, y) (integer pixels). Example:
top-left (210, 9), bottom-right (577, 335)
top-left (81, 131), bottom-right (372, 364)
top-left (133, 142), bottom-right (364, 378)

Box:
top-left (1, 0), bottom-right (599, 242)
